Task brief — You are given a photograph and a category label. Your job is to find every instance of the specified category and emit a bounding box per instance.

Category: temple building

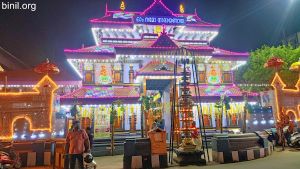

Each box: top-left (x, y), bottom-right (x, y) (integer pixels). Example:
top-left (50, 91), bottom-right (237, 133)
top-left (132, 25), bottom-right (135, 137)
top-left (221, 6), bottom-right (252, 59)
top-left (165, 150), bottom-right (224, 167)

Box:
top-left (61, 0), bottom-right (257, 139)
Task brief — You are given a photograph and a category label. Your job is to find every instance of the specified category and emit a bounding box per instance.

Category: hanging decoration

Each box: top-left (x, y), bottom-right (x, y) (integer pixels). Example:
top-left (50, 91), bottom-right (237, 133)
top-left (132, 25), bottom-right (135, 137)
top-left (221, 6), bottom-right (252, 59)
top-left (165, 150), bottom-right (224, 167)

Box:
top-left (94, 105), bottom-right (110, 138)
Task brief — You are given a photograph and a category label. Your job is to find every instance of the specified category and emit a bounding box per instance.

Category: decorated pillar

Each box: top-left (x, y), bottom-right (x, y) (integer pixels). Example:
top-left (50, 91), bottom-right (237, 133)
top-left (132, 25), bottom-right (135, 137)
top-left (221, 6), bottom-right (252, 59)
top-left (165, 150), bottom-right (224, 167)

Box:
top-left (162, 83), bottom-right (171, 140)
top-left (129, 65), bottom-right (134, 83)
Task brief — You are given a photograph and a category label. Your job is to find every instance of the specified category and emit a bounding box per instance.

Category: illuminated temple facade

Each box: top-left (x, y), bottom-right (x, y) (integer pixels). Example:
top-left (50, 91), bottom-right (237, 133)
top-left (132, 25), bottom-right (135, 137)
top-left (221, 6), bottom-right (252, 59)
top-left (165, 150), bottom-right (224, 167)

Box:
top-left (61, 0), bottom-right (257, 139)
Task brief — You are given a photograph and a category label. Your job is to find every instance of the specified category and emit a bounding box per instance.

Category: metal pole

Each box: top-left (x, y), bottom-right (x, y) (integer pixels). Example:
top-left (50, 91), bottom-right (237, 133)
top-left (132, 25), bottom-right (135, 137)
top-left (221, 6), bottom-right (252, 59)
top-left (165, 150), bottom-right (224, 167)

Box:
top-left (242, 93), bottom-right (248, 133)
top-left (220, 99), bottom-right (223, 133)
top-left (52, 141), bottom-right (56, 169)
top-left (169, 59), bottom-right (177, 164)
top-left (192, 56), bottom-right (210, 161)
top-left (191, 59), bottom-right (206, 156)
top-left (111, 123), bottom-right (114, 156)
top-left (4, 76), bottom-right (7, 92)
top-left (111, 104), bottom-right (115, 156)
top-left (141, 103), bottom-right (144, 138)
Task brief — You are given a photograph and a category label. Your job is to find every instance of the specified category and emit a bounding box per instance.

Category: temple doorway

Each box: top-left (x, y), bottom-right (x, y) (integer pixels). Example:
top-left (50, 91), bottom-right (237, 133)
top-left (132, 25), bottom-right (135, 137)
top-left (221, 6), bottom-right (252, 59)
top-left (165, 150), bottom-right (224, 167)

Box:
top-left (145, 79), bottom-right (173, 139)
top-left (13, 118), bottom-right (32, 140)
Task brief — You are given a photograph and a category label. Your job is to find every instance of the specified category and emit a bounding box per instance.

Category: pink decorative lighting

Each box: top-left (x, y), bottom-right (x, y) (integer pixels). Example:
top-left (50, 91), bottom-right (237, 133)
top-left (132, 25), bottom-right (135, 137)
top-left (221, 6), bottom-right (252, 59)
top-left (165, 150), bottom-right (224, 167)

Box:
top-left (189, 85), bottom-right (258, 97)
top-left (105, 2), bottom-right (108, 16)
top-left (64, 49), bottom-right (115, 54)
top-left (213, 48), bottom-right (249, 56)
top-left (61, 86), bottom-right (140, 99)
top-left (90, 19), bottom-right (133, 24)
top-left (141, 0), bottom-right (175, 16)
top-left (90, 0), bottom-right (221, 28)
top-left (186, 23), bottom-right (221, 27)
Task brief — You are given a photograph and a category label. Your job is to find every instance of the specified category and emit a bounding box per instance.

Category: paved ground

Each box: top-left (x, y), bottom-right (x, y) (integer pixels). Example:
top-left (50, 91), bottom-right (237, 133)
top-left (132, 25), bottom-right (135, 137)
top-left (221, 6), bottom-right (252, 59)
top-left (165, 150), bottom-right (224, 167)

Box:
top-left (95, 148), bottom-right (300, 169)
top-left (23, 148), bottom-right (300, 169)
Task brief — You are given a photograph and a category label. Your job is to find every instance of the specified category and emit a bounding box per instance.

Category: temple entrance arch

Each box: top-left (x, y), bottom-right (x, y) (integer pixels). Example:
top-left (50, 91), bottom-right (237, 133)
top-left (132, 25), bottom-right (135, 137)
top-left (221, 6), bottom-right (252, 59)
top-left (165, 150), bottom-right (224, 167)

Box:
top-left (143, 79), bottom-right (175, 139)
top-left (12, 117), bottom-right (32, 140)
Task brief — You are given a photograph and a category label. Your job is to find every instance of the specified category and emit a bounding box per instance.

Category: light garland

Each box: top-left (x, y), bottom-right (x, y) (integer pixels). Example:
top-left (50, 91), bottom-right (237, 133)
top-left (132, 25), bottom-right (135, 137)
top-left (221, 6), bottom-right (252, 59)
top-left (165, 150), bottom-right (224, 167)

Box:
top-left (0, 75), bottom-right (58, 140)
top-left (271, 72), bottom-right (300, 121)
top-left (91, 27), bottom-right (100, 45)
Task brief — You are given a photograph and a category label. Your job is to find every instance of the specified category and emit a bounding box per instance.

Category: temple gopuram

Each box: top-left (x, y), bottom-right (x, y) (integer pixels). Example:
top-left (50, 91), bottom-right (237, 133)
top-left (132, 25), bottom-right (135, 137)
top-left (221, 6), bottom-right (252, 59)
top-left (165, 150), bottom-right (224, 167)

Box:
top-left (61, 0), bottom-right (257, 140)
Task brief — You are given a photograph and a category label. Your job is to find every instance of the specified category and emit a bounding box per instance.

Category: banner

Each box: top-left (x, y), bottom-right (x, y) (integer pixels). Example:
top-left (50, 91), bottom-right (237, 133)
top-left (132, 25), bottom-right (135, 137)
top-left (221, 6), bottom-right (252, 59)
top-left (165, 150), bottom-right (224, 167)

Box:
top-left (94, 106), bottom-right (110, 138)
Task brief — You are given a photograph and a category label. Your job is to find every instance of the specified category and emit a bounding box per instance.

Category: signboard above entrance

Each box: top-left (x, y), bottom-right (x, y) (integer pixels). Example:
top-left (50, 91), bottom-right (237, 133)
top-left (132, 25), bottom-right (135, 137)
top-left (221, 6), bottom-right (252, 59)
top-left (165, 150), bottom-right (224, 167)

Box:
top-left (134, 16), bottom-right (186, 25)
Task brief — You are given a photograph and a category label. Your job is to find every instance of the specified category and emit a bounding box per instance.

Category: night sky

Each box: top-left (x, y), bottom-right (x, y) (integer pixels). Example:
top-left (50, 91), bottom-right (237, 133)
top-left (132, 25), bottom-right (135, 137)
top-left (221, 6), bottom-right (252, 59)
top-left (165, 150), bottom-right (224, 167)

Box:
top-left (0, 0), bottom-right (299, 66)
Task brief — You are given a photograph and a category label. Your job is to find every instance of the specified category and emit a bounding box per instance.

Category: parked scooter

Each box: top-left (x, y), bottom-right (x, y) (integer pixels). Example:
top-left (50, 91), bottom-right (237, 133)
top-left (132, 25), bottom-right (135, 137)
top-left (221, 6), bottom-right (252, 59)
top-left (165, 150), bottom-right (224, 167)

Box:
top-left (289, 132), bottom-right (300, 148)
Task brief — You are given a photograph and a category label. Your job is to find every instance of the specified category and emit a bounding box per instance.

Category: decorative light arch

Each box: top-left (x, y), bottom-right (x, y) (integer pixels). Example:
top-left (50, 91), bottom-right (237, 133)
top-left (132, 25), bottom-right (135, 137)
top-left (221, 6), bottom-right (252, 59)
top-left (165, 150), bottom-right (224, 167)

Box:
top-left (0, 75), bottom-right (58, 140)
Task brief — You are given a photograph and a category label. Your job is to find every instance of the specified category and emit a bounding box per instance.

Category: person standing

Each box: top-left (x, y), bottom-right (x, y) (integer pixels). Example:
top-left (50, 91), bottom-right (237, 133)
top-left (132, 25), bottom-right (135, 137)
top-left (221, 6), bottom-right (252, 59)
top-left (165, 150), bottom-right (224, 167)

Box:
top-left (66, 120), bottom-right (90, 169)
top-left (86, 127), bottom-right (94, 148)
top-left (191, 121), bottom-right (202, 150)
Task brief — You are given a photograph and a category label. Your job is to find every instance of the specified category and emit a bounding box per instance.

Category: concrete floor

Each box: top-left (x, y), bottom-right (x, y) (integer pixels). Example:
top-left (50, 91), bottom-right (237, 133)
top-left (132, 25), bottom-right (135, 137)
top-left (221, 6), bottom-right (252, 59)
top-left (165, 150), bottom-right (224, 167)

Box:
top-left (95, 148), bottom-right (300, 169)
top-left (23, 148), bottom-right (300, 169)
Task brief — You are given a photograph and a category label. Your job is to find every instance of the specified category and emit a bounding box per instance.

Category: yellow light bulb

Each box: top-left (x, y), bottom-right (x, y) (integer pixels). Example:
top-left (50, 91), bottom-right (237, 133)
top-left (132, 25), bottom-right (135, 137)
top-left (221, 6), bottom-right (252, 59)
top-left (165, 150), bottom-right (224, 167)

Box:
top-left (120, 0), bottom-right (126, 11)
top-left (180, 4), bottom-right (185, 14)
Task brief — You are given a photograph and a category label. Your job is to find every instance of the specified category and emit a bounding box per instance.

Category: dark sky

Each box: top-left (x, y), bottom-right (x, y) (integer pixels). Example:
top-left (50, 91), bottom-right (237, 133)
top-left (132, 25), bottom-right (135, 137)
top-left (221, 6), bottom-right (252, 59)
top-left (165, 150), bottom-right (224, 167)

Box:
top-left (0, 0), bottom-right (299, 66)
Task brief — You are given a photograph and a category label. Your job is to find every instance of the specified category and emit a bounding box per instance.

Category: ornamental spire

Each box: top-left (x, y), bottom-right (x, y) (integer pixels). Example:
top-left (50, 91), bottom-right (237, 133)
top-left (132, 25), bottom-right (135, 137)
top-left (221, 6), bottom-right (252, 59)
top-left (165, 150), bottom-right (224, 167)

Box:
top-left (180, 3), bottom-right (185, 14)
top-left (105, 2), bottom-right (108, 15)
top-left (120, 0), bottom-right (126, 11)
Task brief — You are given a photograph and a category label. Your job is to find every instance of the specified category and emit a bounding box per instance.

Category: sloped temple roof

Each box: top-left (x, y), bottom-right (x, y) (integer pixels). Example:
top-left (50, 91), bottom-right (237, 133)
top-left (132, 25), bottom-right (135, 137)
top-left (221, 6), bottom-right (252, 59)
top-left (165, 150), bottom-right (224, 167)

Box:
top-left (65, 30), bottom-right (248, 60)
top-left (136, 61), bottom-right (184, 76)
top-left (60, 85), bottom-right (258, 104)
top-left (64, 41), bottom-right (248, 61)
top-left (90, 0), bottom-right (221, 29)
top-left (60, 86), bottom-right (141, 104)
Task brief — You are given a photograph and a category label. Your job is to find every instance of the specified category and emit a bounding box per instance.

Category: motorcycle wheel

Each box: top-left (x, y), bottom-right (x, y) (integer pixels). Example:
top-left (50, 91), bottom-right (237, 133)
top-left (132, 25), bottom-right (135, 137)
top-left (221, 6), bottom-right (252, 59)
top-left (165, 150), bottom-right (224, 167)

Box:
top-left (297, 140), bottom-right (300, 148)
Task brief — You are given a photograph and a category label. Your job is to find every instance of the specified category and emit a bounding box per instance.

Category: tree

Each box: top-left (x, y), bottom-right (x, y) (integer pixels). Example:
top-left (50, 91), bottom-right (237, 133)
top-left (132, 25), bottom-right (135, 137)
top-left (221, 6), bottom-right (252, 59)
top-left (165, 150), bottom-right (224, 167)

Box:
top-left (236, 45), bottom-right (300, 92)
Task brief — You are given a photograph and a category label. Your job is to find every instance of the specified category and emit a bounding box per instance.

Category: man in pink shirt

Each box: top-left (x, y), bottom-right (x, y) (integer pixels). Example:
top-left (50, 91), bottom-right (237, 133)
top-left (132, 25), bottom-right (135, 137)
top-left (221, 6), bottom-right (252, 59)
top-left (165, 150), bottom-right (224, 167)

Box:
top-left (66, 120), bottom-right (90, 169)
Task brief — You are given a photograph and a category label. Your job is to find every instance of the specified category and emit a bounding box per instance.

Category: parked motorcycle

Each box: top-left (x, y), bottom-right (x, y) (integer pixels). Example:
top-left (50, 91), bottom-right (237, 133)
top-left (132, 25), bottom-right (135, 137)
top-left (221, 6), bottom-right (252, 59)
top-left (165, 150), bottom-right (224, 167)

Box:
top-left (0, 144), bottom-right (21, 169)
top-left (289, 132), bottom-right (300, 148)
